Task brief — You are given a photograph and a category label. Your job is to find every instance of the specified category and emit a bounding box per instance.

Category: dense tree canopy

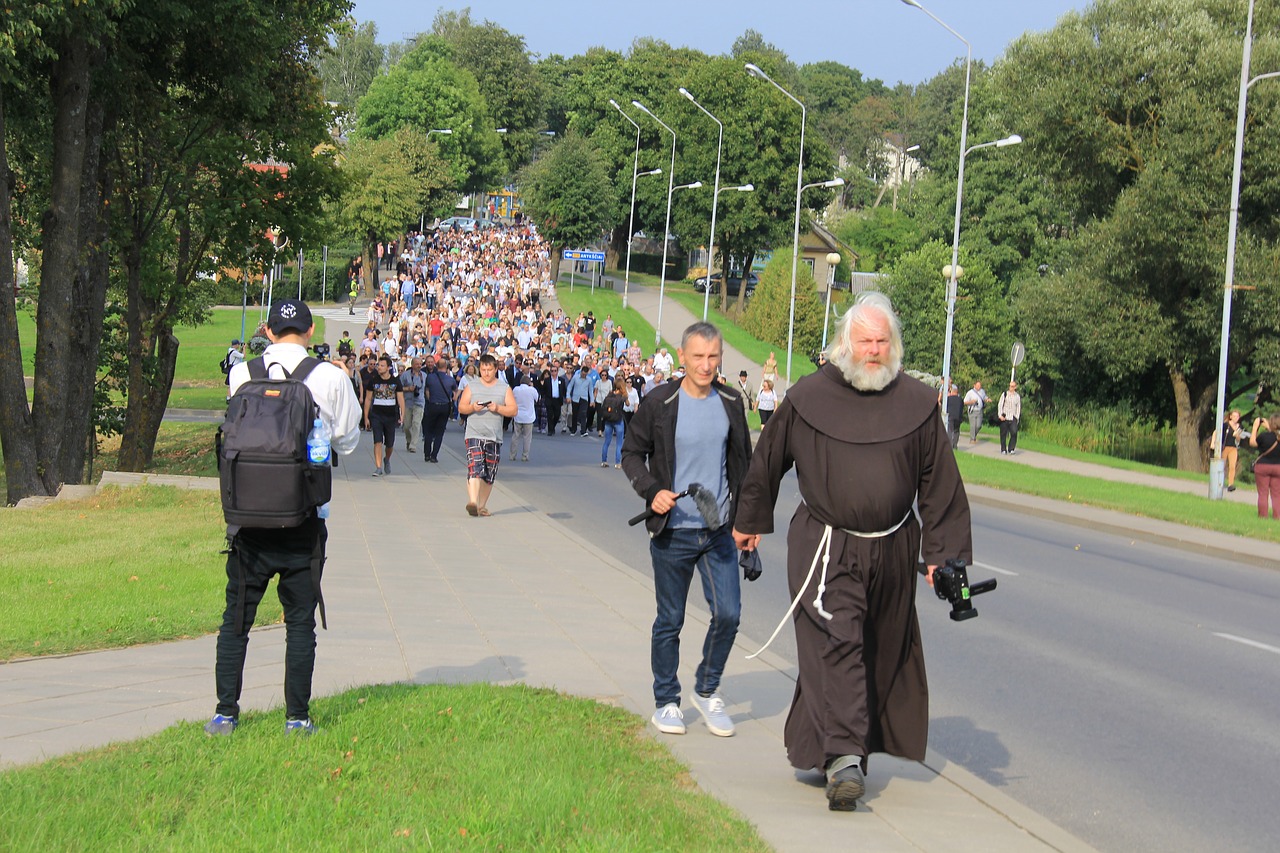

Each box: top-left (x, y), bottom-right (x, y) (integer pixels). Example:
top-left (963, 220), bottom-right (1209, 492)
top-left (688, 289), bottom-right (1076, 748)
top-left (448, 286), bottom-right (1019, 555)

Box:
top-left (996, 0), bottom-right (1280, 468)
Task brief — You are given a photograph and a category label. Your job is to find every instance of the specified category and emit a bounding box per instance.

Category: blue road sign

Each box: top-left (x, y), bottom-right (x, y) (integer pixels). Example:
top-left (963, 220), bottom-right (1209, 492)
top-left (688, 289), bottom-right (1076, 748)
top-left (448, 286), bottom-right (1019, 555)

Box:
top-left (562, 250), bottom-right (606, 262)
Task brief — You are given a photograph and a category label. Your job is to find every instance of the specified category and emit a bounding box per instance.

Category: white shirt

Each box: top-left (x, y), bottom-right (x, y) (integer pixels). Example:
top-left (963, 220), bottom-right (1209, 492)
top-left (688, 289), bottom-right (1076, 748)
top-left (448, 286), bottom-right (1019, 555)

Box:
top-left (512, 383), bottom-right (539, 424)
top-left (229, 343), bottom-right (361, 457)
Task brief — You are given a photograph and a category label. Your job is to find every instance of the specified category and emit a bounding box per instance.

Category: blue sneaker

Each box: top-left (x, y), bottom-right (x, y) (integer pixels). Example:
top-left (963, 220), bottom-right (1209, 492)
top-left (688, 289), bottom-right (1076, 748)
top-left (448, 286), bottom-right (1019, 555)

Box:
top-left (204, 714), bottom-right (237, 736)
top-left (285, 718), bottom-right (318, 735)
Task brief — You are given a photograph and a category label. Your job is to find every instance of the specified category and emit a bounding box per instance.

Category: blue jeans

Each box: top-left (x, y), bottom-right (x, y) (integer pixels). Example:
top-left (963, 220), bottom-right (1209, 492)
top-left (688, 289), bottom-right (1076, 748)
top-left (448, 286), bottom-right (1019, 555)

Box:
top-left (601, 419), bottom-right (624, 463)
top-left (649, 526), bottom-right (741, 708)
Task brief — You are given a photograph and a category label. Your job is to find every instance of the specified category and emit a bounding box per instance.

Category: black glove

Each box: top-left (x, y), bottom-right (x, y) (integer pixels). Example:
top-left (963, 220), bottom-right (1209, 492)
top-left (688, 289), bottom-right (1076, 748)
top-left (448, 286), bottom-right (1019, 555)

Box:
top-left (739, 548), bottom-right (762, 582)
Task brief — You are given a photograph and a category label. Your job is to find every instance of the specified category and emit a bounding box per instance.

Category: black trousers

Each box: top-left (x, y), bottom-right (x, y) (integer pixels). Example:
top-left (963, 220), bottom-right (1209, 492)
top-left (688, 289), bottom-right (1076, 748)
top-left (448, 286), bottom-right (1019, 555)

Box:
top-left (422, 403), bottom-right (451, 459)
top-left (572, 399), bottom-right (590, 434)
top-left (545, 398), bottom-right (562, 434)
top-left (999, 418), bottom-right (1020, 452)
top-left (215, 518), bottom-right (326, 721)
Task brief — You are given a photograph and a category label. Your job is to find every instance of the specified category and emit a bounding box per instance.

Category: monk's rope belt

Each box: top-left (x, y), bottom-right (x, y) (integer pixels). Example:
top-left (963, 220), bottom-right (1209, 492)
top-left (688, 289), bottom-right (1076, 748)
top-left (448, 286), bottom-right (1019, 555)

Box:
top-left (746, 508), bottom-right (913, 660)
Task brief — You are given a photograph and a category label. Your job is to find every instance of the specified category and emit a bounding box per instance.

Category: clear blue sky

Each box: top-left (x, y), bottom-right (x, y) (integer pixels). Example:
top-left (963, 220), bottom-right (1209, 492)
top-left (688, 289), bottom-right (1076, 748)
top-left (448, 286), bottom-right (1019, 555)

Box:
top-left (349, 0), bottom-right (1092, 86)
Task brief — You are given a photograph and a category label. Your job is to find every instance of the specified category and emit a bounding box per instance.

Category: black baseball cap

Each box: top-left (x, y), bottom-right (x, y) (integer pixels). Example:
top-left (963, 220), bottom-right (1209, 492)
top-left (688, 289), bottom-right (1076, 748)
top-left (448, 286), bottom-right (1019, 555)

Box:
top-left (268, 299), bottom-right (313, 334)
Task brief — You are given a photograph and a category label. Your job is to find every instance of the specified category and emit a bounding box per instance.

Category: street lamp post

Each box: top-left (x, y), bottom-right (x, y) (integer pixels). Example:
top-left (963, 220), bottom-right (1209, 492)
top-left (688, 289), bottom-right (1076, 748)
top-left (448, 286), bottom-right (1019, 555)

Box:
top-left (678, 87), bottom-right (725, 321)
top-left (897, 0), bottom-right (971, 405)
top-left (822, 252), bottom-right (841, 350)
top-left (936, 132), bottom-right (1021, 423)
top-left (608, 100), bottom-right (662, 311)
top-left (632, 100), bottom-right (681, 348)
top-left (1211, 0), bottom-right (1280, 499)
top-left (745, 62), bottom-right (810, 387)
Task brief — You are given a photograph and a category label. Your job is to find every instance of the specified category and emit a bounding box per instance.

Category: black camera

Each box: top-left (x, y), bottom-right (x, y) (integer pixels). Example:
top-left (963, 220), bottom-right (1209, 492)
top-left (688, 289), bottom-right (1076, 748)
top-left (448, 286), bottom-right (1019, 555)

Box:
top-left (930, 559), bottom-right (996, 621)
top-left (312, 343), bottom-right (331, 359)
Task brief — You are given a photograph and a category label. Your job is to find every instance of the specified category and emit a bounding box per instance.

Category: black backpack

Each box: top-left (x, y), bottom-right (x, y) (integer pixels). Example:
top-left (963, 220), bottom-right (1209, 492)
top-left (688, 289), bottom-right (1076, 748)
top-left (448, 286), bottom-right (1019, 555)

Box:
top-left (217, 357), bottom-right (332, 529)
top-left (602, 392), bottom-right (625, 424)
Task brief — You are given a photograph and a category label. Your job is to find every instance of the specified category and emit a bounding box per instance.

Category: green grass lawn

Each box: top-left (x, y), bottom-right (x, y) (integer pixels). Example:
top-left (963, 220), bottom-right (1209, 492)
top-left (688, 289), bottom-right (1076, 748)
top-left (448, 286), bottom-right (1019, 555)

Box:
top-left (0, 682), bottom-right (768, 851)
top-left (14, 307), bottom-right (327, 410)
top-left (955, 452), bottom-right (1280, 543)
top-left (0, 484), bottom-right (263, 661)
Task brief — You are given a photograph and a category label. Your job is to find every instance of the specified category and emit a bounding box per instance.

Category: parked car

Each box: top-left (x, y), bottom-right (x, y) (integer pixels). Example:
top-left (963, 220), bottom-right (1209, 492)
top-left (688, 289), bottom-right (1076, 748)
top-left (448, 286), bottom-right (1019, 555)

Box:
top-left (694, 272), bottom-right (759, 297)
top-left (438, 216), bottom-right (480, 232)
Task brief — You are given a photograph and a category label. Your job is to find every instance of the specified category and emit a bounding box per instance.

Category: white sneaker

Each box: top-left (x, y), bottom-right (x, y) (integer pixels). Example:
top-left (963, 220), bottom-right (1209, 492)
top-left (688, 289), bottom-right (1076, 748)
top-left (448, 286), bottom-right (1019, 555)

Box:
top-left (651, 703), bottom-right (685, 735)
top-left (689, 691), bottom-right (735, 737)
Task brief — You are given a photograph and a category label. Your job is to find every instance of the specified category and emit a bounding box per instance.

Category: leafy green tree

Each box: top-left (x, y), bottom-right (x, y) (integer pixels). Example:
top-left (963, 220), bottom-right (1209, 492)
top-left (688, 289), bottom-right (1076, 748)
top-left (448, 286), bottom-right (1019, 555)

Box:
top-left (337, 128), bottom-right (453, 292)
top-left (356, 37), bottom-right (503, 194)
top-left (318, 19), bottom-right (385, 124)
top-left (431, 9), bottom-right (545, 174)
top-left (0, 0), bottom-right (348, 497)
top-left (835, 206), bottom-right (924, 272)
top-left (885, 241), bottom-right (1014, 389)
top-left (519, 132), bottom-right (615, 282)
top-left (996, 0), bottom-right (1280, 469)
top-left (742, 253), bottom-right (825, 361)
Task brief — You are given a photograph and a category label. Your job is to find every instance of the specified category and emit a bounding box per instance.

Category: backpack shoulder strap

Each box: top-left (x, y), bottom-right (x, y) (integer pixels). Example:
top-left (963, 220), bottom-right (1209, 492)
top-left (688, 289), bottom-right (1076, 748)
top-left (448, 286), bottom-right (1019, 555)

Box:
top-left (288, 356), bottom-right (323, 384)
top-left (247, 358), bottom-right (267, 380)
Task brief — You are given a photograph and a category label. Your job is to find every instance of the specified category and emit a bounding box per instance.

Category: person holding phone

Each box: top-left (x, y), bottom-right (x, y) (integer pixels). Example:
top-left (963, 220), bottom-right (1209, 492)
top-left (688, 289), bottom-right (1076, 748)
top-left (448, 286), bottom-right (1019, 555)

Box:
top-left (458, 353), bottom-right (516, 517)
top-left (1250, 414), bottom-right (1280, 518)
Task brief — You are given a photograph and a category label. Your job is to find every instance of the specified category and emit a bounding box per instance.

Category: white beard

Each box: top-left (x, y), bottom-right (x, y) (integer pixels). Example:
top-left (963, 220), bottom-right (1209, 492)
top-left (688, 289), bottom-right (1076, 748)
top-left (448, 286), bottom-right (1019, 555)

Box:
top-left (837, 356), bottom-right (898, 392)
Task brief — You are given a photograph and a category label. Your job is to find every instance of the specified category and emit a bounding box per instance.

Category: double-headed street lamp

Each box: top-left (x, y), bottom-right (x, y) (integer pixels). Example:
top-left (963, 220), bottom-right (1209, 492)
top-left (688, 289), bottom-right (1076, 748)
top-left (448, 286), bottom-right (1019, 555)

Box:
top-left (936, 133), bottom-right (1021, 415)
top-left (1211, 0), bottom-right (1280, 499)
top-left (632, 100), bottom-right (684, 348)
top-left (678, 87), bottom-right (727, 321)
top-left (746, 61), bottom-right (813, 386)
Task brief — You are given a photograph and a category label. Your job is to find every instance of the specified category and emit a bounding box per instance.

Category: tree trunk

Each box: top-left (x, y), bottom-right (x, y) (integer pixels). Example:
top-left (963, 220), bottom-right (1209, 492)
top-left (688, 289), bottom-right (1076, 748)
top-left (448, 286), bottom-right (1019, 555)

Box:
top-left (0, 87), bottom-right (43, 503)
top-left (59, 98), bottom-right (110, 485)
top-left (30, 34), bottom-right (93, 497)
top-left (1169, 364), bottom-right (1215, 473)
top-left (732, 251), bottom-right (755, 315)
top-left (116, 329), bottom-right (178, 471)
top-left (549, 247), bottom-right (563, 287)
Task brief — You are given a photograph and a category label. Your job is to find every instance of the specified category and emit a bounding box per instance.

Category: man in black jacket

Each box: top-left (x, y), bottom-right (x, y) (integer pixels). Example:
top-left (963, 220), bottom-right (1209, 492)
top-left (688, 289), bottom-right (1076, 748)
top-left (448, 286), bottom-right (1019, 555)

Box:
top-left (622, 322), bottom-right (752, 740)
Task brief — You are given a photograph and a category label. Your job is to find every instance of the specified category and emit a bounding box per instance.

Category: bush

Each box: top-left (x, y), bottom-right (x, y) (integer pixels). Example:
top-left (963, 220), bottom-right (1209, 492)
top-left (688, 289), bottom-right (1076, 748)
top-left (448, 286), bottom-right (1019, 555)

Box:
top-left (741, 254), bottom-right (824, 354)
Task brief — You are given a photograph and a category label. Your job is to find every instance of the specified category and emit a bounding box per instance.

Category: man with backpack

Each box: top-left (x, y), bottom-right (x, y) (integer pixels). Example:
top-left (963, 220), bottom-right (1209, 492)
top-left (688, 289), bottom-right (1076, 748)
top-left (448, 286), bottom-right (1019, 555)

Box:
top-left (207, 299), bottom-right (361, 737)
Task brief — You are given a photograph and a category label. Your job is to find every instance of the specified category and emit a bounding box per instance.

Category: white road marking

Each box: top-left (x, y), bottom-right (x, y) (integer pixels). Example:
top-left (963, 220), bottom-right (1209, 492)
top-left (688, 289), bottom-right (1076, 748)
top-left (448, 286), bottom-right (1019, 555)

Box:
top-left (1212, 633), bottom-right (1280, 656)
top-left (972, 561), bottom-right (1018, 577)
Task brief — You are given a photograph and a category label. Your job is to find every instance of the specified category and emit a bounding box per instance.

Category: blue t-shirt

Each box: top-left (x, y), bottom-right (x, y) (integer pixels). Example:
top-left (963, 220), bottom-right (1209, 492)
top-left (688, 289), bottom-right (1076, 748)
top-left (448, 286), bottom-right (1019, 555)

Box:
top-left (670, 387), bottom-right (730, 529)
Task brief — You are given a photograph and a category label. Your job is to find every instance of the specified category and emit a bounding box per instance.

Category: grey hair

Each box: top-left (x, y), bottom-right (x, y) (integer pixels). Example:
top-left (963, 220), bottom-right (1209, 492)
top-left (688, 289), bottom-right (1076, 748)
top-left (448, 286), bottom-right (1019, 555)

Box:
top-left (680, 321), bottom-right (722, 351)
top-left (827, 290), bottom-right (904, 367)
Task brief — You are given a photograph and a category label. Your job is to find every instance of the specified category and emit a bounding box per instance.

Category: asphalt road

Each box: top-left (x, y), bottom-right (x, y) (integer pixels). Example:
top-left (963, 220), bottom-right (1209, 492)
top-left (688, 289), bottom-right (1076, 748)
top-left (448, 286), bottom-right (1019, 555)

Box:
top-left (490, 426), bottom-right (1280, 853)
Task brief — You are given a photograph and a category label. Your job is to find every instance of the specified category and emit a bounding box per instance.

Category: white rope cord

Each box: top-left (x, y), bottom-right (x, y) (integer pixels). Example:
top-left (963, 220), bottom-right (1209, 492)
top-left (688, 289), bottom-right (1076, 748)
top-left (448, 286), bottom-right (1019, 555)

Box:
top-left (745, 509), bottom-right (912, 661)
top-left (746, 524), bottom-right (834, 660)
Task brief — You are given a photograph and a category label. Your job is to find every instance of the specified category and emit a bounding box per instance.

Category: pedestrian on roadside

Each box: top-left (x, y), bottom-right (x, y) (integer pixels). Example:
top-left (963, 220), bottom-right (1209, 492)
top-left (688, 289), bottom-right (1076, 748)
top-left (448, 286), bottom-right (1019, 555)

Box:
top-left (963, 381), bottom-right (987, 444)
top-left (1249, 413), bottom-right (1280, 518)
top-left (421, 355), bottom-right (456, 463)
top-left (944, 384), bottom-right (963, 449)
top-left (599, 375), bottom-right (628, 468)
top-left (735, 370), bottom-right (755, 419)
top-left (997, 381), bottom-right (1022, 455)
top-left (1219, 410), bottom-right (1243, 492)
top-left (733, 291), bottom-right (973, 811)
top-left (511, 374), bottom-right (539, 462)
top-left (757, 379), bottom-right (778, 427)
top-left (458, 353), bottom-right (517, 517)
top-left (401, 357), bottom-right (428, 455)
top-left (363, 355), bottom-right (404, 477)
top-left (207, 299), bottom-right (361, 737)
top-left (622, 321), bottom-right (753, 739)
top-left (567, 363), bottom-right (594, 436)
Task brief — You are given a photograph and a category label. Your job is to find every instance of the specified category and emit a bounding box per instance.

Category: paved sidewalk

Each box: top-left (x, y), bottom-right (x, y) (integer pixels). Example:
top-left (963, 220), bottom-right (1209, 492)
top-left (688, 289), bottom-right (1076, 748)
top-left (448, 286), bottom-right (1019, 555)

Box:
top-left (0, 432), bottom-right (1093, 852)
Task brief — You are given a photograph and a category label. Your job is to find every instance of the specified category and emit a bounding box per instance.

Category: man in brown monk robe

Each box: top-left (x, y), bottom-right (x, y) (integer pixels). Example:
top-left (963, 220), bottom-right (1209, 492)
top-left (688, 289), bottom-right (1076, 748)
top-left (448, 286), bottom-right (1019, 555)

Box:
top-left (733, 290), bottom-right (972, 812)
